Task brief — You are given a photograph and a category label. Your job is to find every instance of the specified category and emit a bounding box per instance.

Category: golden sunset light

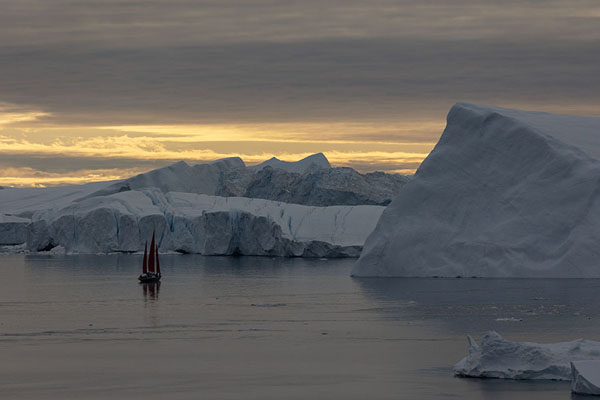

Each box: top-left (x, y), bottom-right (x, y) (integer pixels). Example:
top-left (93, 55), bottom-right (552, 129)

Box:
top-left (3, 1), bottom-right (600, 398)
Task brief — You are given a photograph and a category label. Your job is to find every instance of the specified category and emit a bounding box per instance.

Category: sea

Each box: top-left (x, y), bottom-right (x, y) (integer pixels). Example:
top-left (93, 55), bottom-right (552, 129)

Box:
top-left (1, 253), bottom-right (599, 399)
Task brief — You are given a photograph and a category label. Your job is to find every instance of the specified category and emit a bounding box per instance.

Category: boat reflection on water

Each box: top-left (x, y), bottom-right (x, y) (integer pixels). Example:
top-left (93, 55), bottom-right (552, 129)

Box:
top-left (142, 281), bottom-right (161, 301)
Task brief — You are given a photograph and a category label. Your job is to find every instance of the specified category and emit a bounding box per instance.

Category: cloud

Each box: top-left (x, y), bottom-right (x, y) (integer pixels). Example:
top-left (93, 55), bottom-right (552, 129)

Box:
top-left (0, 124), bottom-right (432, 186)
top-left (1, 37), bottom-right (599, 129)
top-left (0, 102), bottom-right (49, 125)
top-left (1, 0), bottom-right (599, 186)
top-left (2, 1), bottom-right (599, 47)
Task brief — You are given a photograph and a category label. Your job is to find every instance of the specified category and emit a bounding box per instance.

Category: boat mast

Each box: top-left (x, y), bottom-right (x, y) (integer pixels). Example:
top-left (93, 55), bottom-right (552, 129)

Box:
top-left (155, 244), bottom-right (161, 276)
top-left (148, 231), bottom-right (156, 274)
top-left (142, 241), bottom-right (148, 274)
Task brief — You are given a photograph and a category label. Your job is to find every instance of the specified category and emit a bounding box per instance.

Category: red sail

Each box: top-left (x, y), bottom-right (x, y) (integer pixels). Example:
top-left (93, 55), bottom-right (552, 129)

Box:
top-left (155, 244), bottom-right (161, 275)
top-left (142, 241), bottom-right (148, 274)
top-left (148, 231), bottom-right (156, 273)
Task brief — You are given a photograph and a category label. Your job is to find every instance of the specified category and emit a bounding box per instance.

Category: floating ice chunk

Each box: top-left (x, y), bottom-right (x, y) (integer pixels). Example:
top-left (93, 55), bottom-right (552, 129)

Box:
top-left (571, 360), bottom-right (600, 395)
top-left (454, 331), bottom-right (600, 380)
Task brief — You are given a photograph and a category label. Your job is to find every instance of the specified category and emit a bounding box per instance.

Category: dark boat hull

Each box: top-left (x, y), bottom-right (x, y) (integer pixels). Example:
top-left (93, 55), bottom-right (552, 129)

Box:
top-left (138, 274), bottom-right (161, 283)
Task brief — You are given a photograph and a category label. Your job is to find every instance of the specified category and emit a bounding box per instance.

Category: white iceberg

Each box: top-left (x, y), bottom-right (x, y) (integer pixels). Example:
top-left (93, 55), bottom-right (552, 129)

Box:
top-left (0, 153), bottom-right (405, 255)
top-left (454, 331), bottom-right (600, 381)
top-left (353, 103), bottom-right (600, 277)
top-left (23, 189), bottom-right (384, 256)
top-left (571, 360), bottom-right (600, 395)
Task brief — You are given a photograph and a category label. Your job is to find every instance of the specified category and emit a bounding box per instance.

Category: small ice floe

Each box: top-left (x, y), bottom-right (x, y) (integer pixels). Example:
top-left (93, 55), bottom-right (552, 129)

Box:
top-left (454, 331), bottom-right (600, 380)
top-left (571, 360), bottom-right (600, 395)
top-left (495, 317), bottom-right (522, 322)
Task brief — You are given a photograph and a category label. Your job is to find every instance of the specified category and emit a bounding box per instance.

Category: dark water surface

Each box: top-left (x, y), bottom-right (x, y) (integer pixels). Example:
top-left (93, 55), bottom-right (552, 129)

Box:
top-left (1, 254), bottom-right (599, 399)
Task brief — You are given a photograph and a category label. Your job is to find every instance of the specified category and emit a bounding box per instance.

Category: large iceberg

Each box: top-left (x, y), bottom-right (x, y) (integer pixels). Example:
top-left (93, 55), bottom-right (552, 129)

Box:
top-left (454, 331), bottom-right (600, 381)
top-left (353, 103), bottom-right (600, 277)
top-left (83, 153), bottom-right (408, 207)
top-left (23, 190), bottom-right (383, 256)
top-left (0, 153), bottom-right (406, 255)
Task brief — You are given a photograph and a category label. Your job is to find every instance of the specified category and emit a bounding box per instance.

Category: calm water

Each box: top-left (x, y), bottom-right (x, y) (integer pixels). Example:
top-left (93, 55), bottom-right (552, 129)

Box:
top-left (1, 254), bottom-right (599, 399)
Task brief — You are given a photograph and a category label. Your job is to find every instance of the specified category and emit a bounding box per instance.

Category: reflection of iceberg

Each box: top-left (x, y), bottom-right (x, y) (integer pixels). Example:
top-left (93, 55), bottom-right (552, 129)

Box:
top-left (571, 360), bottom-right (600, 395)
top-left (454, 331), bottom-right (600, 381)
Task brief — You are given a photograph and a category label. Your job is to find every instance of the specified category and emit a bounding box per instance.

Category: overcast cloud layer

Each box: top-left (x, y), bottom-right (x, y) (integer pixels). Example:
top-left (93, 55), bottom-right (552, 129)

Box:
top-left (1, 0), bottom-right (599, 186)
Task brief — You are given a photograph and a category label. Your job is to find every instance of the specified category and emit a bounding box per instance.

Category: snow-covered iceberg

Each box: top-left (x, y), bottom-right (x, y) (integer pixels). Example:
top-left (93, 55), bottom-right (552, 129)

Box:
top-left (82, 153), bottom-right (408, 207)
top-left (22, 189), bottom-right (384, 256)
top-left (353, 103), bottom-right (600, 277)
top-left (0, 153), bottom-right (406, 255)
top-left (571, 360), bottom-right (600, 395)
top-left (454, 331), bottom-right (600, 380)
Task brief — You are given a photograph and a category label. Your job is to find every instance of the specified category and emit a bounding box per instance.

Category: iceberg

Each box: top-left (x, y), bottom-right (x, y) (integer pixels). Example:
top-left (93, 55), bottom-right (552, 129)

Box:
top-left (571, 360), bottom-right (600, 395)
top-left (81, 153), bottom-right (407, 207)
top-left (454, 331), bottom-right (600, 381)
top-left (353, 103), bottom-right (600, 277)
top-left (0, 153), bottom-right (406, 255)
top-left (23, 190), bottom-right (384, 256)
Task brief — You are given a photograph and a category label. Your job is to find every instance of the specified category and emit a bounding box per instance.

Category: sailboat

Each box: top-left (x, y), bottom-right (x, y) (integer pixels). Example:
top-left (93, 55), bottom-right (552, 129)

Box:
top-left (138, 231), bottom-right (162, 283)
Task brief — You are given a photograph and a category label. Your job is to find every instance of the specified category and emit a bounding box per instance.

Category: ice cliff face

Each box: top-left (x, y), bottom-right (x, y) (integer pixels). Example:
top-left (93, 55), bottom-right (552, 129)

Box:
top-left (353, 103), bottom-right (600, 277)
top-left (23, 190), bottom-right (381, 256)
top-left (0, 214), bottom-right (29, 245)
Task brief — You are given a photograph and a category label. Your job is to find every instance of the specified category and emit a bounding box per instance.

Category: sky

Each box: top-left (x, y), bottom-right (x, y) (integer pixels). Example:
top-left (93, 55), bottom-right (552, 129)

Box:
top-left (1, 0), bottom-right (599, 187)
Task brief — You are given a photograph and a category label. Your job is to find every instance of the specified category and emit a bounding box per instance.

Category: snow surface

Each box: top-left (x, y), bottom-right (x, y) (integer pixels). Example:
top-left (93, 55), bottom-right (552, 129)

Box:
top-left (454, 331), bottom-right (600, 381)
top-left (83, 157), bottom-right (248, 199)
top-left (571, 360), bottom-right (600, 395)
top-left (353, 102), bottom-right (600, 277)
top-left (0, 180), bottom-right (115, 217)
